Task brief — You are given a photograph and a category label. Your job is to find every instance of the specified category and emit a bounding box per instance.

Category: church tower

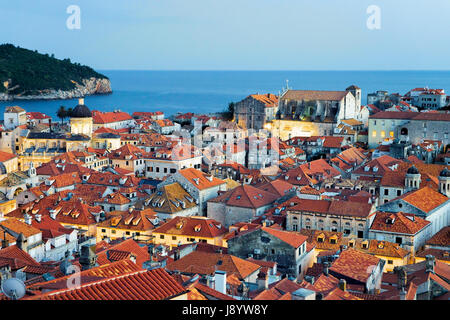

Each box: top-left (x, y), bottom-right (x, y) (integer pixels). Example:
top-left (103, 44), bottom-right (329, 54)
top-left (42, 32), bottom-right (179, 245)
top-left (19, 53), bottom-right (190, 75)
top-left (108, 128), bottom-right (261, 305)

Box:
top-left (438, 167), bottom-right (450, 197)
top-left (70, 98), bottom-right (93, 137)
top-left (405, 165), bottom-right (421, 191)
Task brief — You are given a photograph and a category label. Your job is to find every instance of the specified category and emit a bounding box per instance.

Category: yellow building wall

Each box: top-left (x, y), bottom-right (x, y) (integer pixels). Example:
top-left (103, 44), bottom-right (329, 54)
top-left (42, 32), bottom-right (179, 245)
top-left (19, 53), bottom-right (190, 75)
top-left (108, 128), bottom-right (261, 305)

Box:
top-left (152, 232), bottom-right (224, 249)
top-left (96, 227), bottom-right (153, 243)
top-left (0, 199), bottom-right (17, 216)
top-left (70, 118), bottom-right (93, 137)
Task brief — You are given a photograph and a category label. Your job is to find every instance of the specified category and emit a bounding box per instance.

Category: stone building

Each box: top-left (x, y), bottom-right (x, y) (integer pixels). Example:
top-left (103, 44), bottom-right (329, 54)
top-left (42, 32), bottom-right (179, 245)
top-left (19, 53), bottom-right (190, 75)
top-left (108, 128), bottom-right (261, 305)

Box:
top-left (234, 94), bottom-right (278, 131)
top-left (227, 227), bottom-right (312, 278)
top-left (368, 111), bottom-right (450, 148)
top-left (273, 86), bottom-right (361, 140)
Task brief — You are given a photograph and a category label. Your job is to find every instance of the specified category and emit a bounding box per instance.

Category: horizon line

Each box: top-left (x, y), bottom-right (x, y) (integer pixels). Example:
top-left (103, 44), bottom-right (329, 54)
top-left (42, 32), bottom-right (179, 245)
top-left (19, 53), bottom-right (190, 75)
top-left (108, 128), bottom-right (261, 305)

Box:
top-left (96, 69), bottom-right (450, 72)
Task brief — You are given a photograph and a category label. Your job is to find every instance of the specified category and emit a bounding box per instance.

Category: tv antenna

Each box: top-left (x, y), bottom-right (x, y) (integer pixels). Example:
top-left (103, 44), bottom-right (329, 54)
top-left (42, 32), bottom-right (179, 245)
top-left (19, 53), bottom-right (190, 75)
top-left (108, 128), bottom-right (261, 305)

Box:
top-left (1, 278), bottom-right (26, 300)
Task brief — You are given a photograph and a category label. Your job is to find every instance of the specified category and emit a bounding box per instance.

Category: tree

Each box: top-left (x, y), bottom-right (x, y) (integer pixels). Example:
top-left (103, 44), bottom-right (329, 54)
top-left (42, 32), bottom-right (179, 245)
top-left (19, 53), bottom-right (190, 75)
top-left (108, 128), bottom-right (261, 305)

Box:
top-left (57, 105), bottom-right (67, 124)
top-left (221, 102), bottom-right (235, 121)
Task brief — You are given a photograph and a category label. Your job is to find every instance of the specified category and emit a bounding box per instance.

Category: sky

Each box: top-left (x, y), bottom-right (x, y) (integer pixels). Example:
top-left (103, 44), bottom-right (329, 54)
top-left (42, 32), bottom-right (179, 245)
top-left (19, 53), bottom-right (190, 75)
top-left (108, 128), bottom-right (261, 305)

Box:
top-left (1, 0), bottom-right (450, 70)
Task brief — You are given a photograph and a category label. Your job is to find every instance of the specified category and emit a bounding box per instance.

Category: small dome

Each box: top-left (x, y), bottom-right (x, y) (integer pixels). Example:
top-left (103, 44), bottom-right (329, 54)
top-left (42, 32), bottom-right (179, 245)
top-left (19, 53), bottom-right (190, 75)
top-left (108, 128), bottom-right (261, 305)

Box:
top-left (71, 99), bottom-right (92, 118)
top-left (407, 165), bottom-right (419, 175)
top-left (439, 167), bottom-right (450, 177)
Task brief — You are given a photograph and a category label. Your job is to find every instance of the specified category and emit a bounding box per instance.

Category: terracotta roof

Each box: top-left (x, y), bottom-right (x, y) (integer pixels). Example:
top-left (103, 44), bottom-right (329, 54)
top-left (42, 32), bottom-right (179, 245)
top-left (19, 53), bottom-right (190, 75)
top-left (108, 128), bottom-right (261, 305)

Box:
top-left (152, 216), bottom-right (227, 239)
top-left (208, 185), bottom-right (278, 209)
top-left (370, 211), bottom-right (430, 235)
top-left (329, 248), bottom-right (381, 283)
top-left (96, 239), bottom-right (150, 267)
top-left (282, 90), bottom-right (349, 101)
top-left (166, 251), bottom-right (260, 280)
top-left (97, 208), bottom-right (159, 232)
top-left (249, 93), bottom-right (278, 108)
top-left (27, 268), bottom-right (187, 300)
top-left (92, 110), bottom-right (133, 124)
top-left (426, 226), bottom-right (450, 247)
top-left (145, 182), bottom-right (197, 215)
top-left (256, 180), bottom-right (294, 197)
top-left (397, 186), bottom-right (448, 214)
top-left (0, 151), bottom-right (17, 162)
top-left (179, 168), bottom-right (225, 190)
top-left (261, 227), bottom-right (307, 248)
top-left (0, 218), bottom-right (41, 238)
top-left (0, 245), bottom-right (39, 269)
top-left (323, 287), bottom-right (362, 300)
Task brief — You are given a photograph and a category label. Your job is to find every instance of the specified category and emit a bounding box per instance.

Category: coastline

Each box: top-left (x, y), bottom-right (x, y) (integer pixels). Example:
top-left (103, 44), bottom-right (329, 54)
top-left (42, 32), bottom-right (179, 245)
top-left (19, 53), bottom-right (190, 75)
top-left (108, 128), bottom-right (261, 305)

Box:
top-left (0, 77), bottom-right (112, 102)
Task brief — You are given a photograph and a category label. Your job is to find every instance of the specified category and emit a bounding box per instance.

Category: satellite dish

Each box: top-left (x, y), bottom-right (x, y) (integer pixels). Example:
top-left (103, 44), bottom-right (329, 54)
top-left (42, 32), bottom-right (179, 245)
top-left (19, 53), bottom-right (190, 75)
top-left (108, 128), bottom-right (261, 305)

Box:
top-left (1, 278), bottom-right (26, 300)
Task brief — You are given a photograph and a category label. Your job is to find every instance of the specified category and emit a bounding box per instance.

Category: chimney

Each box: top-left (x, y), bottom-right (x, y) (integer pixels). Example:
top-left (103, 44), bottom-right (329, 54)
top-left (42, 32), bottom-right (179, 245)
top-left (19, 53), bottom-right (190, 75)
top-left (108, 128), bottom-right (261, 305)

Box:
top-left (214, 270), bottom-right (227, 295)
top-left (79, 245), bottom-right (98, 270)
top-left (394, 266), bottom-right (407, 291)
top-left (16, 233), bottom-right (28, 252)
top-left (304, 275), bottom-right (315, 285)
top-left (425, 255), bottom-right (435, 274)
top-left (257, 271), bottom-right (269, 290)
top-left (323, 262), bottom-right (330, 276)
top-left (339, 279), bottom-right (347, 292)
top-left (24, 213), bottom-right (32, 225)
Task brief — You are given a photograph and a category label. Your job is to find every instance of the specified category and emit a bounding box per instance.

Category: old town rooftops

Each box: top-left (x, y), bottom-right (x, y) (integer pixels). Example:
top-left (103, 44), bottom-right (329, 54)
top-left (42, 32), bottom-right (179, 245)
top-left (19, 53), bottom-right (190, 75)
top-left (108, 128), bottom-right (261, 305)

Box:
top-left (26, 268), bottom-right (187, 300)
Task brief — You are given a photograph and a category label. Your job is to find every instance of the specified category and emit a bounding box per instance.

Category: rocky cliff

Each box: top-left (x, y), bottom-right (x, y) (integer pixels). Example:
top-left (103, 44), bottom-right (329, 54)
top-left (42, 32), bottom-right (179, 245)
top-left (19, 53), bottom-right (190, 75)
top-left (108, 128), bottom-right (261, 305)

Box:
top-left (0, 77), bottom-right (112, 101)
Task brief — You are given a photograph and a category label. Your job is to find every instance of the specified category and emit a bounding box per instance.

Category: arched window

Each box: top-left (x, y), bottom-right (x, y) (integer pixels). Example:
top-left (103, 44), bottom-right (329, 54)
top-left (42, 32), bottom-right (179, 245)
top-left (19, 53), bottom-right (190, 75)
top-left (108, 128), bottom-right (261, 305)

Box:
top-left (400, 128), bottom-right (408, 135)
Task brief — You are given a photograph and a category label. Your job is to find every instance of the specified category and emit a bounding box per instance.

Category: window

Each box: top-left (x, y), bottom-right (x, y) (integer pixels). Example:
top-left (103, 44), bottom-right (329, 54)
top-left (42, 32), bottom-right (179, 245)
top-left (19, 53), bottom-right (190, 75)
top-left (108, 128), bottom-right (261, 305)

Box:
top-left (271, 249), bottom-right (275, 254)
top-left (381, 131), bottom-right (386, 138)
top-left (395, 237), bottom-right (402, 245)
top-left (160, 235), bottom-right (165, 239)
top-left (126, 231), bottom-right (130, 235)
top-left (397, 190), bottom-right (402, 196)
top-left (172, 236), bottom-right (177, 240)
top-left (372, 130), bottom-right (377, 137)
top-left (384, 189), bottom-right (389, 196)
top-left (111, 230), bottom-right (116, 234)
top-left (102, 229), bottom-right (106, 233)
top-left (388, 260), bottom-right (393, 265)
top-left (389, 131), bottom-right (394, 138)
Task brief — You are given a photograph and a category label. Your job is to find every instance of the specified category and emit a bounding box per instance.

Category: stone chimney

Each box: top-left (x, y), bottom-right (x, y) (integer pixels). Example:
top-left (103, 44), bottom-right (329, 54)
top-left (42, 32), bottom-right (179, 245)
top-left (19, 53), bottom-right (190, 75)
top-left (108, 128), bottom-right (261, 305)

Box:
top-left (339, 279), bottom-right (347, 292)
top-left (425, 255), bottom-right (435, 274)
top-left (323, 262), bottom-right (330, 276)
top-left (79, 245), bottom-right (98, 270)
top-left (16, 233), bottom-right (28, 252)
top-left (215, 270), bottom-right (227, 295)
top-left (394, 266), bottom-right (407, 291)
top-left (257, 271), bottom-right (269, 291)
top-left (24, 213), bottom-right (32, 225)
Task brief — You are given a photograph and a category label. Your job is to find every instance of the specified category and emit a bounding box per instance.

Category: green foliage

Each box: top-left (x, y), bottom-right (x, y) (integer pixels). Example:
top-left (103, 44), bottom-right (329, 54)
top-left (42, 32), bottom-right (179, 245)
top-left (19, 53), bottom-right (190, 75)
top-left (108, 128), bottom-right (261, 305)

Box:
top-left (221, 102), bottom-right (235, 121)
top-left (0, 43), bottom-right (108, 95)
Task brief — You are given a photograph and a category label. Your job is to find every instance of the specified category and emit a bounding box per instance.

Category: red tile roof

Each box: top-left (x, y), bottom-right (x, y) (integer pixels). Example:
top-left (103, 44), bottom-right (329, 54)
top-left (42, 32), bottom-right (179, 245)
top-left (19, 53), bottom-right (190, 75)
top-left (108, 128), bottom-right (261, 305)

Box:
top-left (152, 216), bottom-right (227, 239)
top-left (208, 185), bottom-right (278, 209)
top-left (27, 268), bottom-right (187, 300)
top-left (330, 248), bottom-right (381, 283)
top-left (370, 212), bottom-right (431, 235)
top-left (262, 227), bottom-right (307, 248)
top-left (92, 110), bottom-right (133, 124)
top-left (397, 186), bottom-right (448, 214)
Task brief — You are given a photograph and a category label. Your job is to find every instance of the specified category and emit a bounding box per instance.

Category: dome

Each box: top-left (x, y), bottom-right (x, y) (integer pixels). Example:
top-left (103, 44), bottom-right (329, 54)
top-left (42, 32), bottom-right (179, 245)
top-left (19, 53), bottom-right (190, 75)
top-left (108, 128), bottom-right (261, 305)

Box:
top-left (407, 165), bottom-right (419, 175)
top-left (439, 167), bottom-right (450, 177)
top-left (71, 98), bottom-right (92, 118)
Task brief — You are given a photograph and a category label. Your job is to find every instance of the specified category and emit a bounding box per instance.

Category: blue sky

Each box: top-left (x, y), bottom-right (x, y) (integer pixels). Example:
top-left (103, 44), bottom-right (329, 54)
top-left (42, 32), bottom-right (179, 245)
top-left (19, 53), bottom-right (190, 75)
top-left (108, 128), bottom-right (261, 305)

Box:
top-left (2, 0), bottom-right (450, 70)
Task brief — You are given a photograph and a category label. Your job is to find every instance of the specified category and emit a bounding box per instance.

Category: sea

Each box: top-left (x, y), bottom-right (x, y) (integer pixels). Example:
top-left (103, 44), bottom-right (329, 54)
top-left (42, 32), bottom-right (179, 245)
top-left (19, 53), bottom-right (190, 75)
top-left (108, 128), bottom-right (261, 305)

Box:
top-left (1, 70), bottom-right (450, 121)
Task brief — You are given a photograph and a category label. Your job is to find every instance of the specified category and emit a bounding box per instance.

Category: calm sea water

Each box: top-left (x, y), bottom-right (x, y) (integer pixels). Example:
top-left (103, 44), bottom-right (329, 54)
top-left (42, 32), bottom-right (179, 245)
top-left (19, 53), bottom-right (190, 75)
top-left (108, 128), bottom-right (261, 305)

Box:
top-left (1, 70), bottom-right (450, 120)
